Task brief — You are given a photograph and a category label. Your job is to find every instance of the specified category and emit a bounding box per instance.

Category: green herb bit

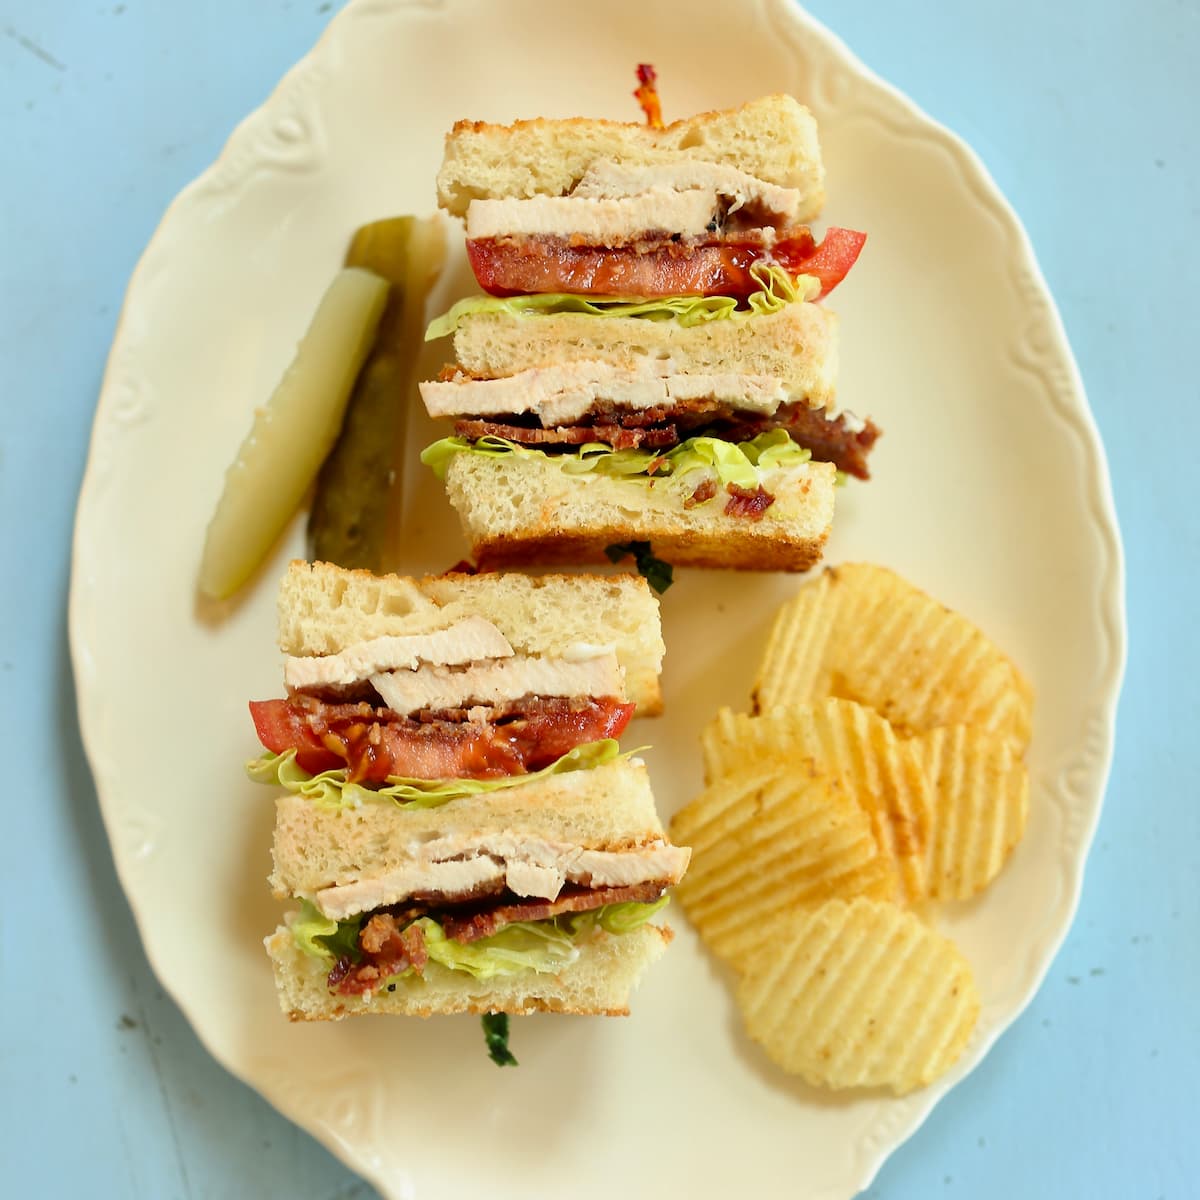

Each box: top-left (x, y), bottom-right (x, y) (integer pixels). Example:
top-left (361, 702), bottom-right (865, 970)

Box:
top-left (605, 541), bottom-right (674, 595)
top-left (481, 1013), bottom-right (518, 1067)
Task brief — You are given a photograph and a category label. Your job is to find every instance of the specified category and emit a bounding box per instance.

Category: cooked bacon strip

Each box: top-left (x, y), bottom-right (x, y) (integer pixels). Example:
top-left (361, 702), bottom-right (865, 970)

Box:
top-left (633, 63), bottom-right (663, 129)
top-left (724, 483), bottom-right (775, 520)
top-left (453, 418), bottom-right (678, 451)
top-left (250, 695), bottom-right (635, 783)
top-left (330, 880), bottom-right (669, 994)
top-left (715, 405), bottom-right (882, 480)
top-left (449, 402), bottom-right (880, 479)
top-left (587, 398), bottom-right (723, 427)
top-left (333, 917), bottom-right (429, 997)
top-left (782, 407), bottom-right (880, 480)
top-left (685, 477), bottom-right (718, 509)
top-left (441, 879), bottom-right (668, 943)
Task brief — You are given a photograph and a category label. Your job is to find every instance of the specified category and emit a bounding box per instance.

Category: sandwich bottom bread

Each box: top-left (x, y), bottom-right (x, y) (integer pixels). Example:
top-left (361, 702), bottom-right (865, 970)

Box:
top-left (442, 450), bottom-right (837, 571)
top-left (268, 924), bottom-right (671, 1020)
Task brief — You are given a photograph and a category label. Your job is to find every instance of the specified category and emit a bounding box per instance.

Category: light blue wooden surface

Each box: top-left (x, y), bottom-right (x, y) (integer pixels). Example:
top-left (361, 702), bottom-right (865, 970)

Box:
top-left (2, 1), bottom-right (1193, 1196)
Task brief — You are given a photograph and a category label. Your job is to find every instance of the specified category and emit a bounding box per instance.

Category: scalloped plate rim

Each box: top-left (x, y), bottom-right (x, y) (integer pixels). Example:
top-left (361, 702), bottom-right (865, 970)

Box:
top-left (68, 1), bottom-right (1126, 1196)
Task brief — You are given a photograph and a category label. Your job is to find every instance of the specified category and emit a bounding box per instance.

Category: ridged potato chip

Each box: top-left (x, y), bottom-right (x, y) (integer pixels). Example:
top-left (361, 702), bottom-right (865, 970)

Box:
top-left (737, 898), bottom-right (979, 1094)
top-left (701, 700), bottom-right (932, 906)
top-left (911, 724), bottom-right (1030, 900)
top-left (670, 767), bottom-right (896, 964)
top-left (753, 563), bottom-right (1033, 749)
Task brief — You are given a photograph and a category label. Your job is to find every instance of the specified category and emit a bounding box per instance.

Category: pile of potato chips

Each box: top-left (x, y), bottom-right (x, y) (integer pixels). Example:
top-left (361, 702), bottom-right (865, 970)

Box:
top-left (671, 563), bottom-right (1033, 1095)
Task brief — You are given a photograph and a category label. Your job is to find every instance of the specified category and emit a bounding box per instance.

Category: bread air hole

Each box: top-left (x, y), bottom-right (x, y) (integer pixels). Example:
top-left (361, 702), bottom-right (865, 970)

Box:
top-left (382, 591), bottom-right (416, 617)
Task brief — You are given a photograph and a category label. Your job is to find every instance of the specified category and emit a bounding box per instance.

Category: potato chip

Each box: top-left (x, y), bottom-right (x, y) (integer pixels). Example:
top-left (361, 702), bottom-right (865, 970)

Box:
top-left (736, 898), bottom-right (979, 1094)
top-left (671, 768), bottom-right (896, 964)
top-left (747, 567), bottom-right (839, 705)
top-left (752, 563), bottom-right (1033, 749)
top-left (911, 724), bottom-right (1030, 900)
top-left (701, 700), bottom-right (932, 906)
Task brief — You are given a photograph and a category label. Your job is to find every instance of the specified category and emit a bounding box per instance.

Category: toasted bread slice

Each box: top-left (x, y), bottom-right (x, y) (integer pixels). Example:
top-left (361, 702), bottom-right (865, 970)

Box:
top-left (278, 562), bottom-right (665, 715)
top-left (270, 758), bottom-right (683, 901)
top-left (447, 302), bottom-right (838, 412)
top-left (437, 95), bottom-right (824, 222)
top-left (266, 923), bottom-right (672, 1019)
top-left (441, 453), bottom-right (836, 572)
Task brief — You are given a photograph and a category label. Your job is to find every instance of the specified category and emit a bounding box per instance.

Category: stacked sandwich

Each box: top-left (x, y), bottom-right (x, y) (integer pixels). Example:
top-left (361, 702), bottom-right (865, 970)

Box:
top-left (420, 91), bottom-right (876, 571)
top-left (252, 561), bottom-right (689, 1020)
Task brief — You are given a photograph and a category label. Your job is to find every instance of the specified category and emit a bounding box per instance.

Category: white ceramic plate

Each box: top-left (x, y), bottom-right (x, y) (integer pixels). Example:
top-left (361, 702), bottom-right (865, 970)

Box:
top-left (70, 1), bottom-right (1125, 1196)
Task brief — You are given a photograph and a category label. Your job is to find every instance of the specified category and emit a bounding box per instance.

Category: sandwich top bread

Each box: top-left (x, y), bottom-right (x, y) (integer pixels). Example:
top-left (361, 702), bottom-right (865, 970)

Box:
top-left (437, 95), bottom-right (825, 219)
top-left (276, 559), bottom-right (665, 713)
top-left (252, 562), bottom-right (688, 1021)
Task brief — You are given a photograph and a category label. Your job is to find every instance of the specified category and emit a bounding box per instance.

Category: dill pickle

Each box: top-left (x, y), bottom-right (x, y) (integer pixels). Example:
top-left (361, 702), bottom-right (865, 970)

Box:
top-left (307, 215), bottom-right (445, 570)
top-left (197, 267), bottom-right (388, 600)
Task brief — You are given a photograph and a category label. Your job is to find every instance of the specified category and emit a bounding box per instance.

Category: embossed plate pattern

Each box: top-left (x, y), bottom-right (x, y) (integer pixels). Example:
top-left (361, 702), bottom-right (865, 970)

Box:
top-left (69, 1), bottom-right (1124, 1196)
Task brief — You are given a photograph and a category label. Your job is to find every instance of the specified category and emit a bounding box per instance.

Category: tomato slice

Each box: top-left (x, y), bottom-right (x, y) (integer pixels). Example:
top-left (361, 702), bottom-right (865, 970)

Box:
top-left (249, 699), bottom-right (342, 774)
top-left (466, 238), bottom-right (793, 299)
top-left (249, 697), bottom-right (636, 782)
top-left (465, 227), bottom-right (863, 301)
top-left (777, 227), bottom-right (867, 298)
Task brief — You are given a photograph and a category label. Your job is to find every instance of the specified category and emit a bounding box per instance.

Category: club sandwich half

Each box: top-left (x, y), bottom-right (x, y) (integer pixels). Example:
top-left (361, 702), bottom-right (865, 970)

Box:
top-left (420, 93), bottom-right (877, 571)
top-left (252, 561), bottom-right (688, 1019)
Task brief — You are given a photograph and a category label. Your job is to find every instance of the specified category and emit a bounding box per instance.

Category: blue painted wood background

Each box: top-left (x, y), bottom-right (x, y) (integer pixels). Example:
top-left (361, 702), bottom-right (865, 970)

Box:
top-left (2, 1), bottom-right (1193, 1196)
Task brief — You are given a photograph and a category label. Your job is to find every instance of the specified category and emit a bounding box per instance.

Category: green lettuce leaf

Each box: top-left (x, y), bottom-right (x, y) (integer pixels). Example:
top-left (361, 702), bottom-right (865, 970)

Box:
top-left (291, 898), bottom-right (668, 980)
top-left (422, 428), bottom-right (812, 493)
top-left (291, 899), bottom-right (364, 962)
top-left (419, 434), bottom-right (528, 482)
top-left (246, 737), bottom-right (630, 811)
top-left (415, 917), bottom-right (579, 980)
top-left (560, 895), bottom-right (670, 936)
top-left (425, 263), bottom-right (821, 340)
top-left (744, 261), bottom-right (821, 315)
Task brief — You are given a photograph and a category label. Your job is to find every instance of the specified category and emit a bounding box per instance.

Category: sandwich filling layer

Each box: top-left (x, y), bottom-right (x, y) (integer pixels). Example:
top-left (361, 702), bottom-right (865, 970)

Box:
top-left (466, 188), bottom-right (725, 241)
top-left (571, 158), bottom-right (805, 224)
top-left (421, 361), bottom-right (788, 425)
top-left (257, 622), bottom-right (634, 781)
top-left (428, 384), bottom-right (877, 477)
top-left (283, 616), bottom-right (513, 690)
top-left (251, 694), bottom-right (634, 782)
top-left (294, 881), bottom-right (672, 998)
top-left (314, 832), bottom-right (690, 919)
top-left (467, 228), bottom-right (866, 301)
top-left (465, 156), bottom-right (806, 241)
top-left (369, 651), bottom-right (622, 715)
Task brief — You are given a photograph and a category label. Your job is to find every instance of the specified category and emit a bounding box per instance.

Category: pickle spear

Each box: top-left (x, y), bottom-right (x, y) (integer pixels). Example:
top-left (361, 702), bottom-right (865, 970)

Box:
top-left (308, 215), bottom-right (445, 571)
top-left (197, 267), bottom-right (388, 600)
